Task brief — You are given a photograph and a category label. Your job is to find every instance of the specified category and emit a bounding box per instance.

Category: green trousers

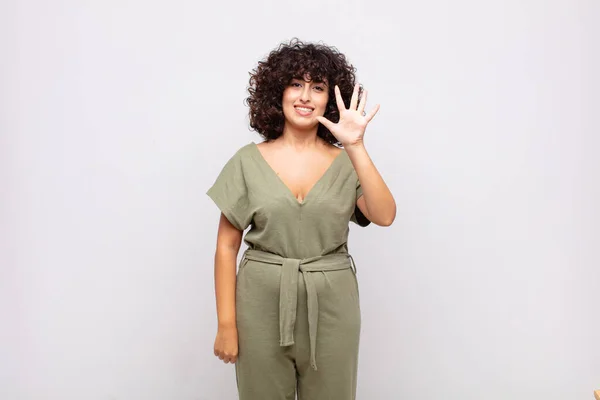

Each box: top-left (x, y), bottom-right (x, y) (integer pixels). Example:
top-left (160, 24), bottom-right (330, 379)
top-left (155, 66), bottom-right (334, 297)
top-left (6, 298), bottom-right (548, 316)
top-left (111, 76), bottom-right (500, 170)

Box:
top-left (235, 249), bottom-right (362, 400)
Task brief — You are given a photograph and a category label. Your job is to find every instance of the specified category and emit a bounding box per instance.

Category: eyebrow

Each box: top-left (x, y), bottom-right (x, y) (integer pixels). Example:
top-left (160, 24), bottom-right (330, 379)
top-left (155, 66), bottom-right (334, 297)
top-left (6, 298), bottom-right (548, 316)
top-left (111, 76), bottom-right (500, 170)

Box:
top-left (291, 77), bottom-right (328, 86)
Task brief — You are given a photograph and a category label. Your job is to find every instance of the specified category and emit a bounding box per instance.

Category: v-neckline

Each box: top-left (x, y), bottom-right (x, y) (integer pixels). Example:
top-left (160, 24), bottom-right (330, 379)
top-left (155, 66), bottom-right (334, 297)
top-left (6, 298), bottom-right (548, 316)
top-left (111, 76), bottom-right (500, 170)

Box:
top-left (252, 142), bottom-right (344, 205)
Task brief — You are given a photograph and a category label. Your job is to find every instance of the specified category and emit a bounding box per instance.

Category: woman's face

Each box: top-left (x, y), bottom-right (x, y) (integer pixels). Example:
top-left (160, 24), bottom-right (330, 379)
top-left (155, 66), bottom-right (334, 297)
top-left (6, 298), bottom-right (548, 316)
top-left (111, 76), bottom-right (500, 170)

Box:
top-left (281, 75), bottom-right (329, 130)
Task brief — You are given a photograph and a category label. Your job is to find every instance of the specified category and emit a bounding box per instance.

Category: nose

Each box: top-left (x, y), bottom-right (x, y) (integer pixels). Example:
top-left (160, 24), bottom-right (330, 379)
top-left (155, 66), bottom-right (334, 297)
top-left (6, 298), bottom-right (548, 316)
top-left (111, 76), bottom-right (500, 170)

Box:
top-left (300, 83), bottom-right (311, 102)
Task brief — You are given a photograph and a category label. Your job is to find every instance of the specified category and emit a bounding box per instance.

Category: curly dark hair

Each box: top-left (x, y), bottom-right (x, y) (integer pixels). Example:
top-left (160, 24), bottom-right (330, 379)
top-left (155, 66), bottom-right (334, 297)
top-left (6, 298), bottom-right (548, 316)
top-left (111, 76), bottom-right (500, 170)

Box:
top-left (245, 38), bottom-right (361, 146)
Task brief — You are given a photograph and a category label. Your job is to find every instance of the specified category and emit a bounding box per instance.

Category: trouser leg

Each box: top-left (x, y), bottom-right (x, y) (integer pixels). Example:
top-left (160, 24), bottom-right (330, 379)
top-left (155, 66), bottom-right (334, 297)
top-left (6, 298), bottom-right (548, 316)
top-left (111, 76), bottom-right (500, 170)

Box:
top-left (295, 269), bottom-right (362, 400)
top-left (235, 260), bottom-right (297, 400)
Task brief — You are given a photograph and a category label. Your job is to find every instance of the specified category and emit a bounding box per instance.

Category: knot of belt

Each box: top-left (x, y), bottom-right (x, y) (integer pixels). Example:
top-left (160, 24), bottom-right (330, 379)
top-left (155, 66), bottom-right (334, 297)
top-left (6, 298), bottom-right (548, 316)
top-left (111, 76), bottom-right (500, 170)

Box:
top-left (242, 249), bottom-right (357, 371)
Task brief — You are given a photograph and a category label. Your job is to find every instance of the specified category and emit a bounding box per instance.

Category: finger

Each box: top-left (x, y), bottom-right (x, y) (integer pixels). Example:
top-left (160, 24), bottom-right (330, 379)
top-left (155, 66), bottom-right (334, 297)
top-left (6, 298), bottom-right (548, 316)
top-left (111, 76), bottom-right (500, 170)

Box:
top-left (334, 85), bottom-right (346, 113)
top-left (315, 116), bottom-right (335, 131)
top-left (350, 83), bottom-right (359, 110)
top-left (358, 89), bottom-right (368, 115)
top-left (226, 354), bottom-right (237, 364)
top-left (365, 104), bottom-right (380, 123)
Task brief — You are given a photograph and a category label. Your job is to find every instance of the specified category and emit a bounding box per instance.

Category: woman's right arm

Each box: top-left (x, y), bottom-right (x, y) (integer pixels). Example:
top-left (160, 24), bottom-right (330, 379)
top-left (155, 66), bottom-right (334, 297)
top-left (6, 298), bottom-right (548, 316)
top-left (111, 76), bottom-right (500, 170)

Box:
top-left (213, 212), bottom-right (243, 364)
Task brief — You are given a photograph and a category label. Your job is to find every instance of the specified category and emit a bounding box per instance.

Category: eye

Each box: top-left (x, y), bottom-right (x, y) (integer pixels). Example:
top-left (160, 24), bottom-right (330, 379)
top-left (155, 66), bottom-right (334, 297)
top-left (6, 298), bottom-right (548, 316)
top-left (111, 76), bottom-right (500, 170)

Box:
top-left (314, 85), bottom-right (325, 91)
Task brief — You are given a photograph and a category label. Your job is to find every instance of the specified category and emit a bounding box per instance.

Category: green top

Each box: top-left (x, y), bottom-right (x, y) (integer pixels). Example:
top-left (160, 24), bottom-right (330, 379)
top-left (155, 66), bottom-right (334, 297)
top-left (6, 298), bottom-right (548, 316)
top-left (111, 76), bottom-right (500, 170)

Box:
top-left (207, 142), bottom-right (370, 259)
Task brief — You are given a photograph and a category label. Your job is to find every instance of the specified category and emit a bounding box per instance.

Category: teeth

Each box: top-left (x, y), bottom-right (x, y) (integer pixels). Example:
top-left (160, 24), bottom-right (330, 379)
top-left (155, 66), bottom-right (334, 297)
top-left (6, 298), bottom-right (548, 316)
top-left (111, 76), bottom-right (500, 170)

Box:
top-left (296, 107), bottom-right (313, 112)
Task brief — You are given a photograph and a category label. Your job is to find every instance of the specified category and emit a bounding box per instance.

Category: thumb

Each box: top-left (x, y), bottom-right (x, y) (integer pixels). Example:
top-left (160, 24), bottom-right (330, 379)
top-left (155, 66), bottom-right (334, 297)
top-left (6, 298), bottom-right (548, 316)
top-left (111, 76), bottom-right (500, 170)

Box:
top-left (315, 116), bottom-right (335, 131)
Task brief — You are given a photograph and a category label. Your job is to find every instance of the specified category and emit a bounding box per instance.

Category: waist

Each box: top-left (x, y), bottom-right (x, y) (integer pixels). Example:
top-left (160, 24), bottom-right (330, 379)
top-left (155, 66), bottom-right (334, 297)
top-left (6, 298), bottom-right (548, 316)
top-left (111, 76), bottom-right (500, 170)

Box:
top-left (241, 247), bottom-right (358, 371)
top-left (243, 248), bottom-right (355, 273)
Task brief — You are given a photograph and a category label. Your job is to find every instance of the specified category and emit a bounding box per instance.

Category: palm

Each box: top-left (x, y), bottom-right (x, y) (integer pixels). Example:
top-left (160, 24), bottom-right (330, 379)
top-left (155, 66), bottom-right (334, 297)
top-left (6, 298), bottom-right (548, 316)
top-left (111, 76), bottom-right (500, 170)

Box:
top-left (316, 84), bottom-right (380, 146)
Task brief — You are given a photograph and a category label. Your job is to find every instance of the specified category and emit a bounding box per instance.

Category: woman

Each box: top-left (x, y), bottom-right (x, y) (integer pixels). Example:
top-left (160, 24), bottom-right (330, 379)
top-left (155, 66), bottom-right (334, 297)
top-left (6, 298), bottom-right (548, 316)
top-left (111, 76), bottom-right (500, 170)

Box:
top-left (207, 38), bottom-right (396, 399)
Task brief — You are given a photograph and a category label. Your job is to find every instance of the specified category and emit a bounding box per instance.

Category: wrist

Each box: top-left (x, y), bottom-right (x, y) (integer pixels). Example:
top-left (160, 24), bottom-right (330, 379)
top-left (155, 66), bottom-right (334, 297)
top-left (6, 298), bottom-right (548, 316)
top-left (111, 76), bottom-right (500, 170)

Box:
top-left (344, 139), bottom-right (365, 152)
top-left (218, 320), bottom-right (236, 330)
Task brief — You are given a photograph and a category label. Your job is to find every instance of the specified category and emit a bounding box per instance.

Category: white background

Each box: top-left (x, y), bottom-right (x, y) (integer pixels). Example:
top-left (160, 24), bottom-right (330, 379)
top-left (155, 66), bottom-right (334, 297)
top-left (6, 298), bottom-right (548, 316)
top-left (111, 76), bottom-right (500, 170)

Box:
top-left (1, 0), bottom-right (599, 399)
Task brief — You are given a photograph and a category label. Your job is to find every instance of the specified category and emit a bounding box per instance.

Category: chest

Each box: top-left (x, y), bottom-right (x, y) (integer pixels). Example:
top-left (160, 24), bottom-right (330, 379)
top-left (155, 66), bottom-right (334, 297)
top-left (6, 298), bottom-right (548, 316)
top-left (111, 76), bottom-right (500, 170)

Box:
top-left (259, 150), bottom-right (339, 203)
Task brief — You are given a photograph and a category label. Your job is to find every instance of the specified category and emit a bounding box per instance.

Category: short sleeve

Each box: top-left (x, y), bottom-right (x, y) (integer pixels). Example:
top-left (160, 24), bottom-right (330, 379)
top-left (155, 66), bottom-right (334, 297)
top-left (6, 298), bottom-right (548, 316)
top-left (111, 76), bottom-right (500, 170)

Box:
top-left (350, 180), bottom-right (371, 227)
top-left (206, 149), bottom-right (252, 231)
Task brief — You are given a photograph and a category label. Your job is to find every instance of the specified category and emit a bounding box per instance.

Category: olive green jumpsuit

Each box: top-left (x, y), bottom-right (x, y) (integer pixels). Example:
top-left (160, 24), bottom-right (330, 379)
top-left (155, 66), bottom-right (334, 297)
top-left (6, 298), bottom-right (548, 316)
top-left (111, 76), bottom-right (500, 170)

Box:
top-left (207, 142), bottom-right (370, 400)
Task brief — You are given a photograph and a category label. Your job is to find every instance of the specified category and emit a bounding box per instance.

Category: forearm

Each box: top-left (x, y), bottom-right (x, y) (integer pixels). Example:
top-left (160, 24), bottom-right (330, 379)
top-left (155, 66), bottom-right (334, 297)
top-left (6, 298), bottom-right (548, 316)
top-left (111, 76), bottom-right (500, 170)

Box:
top-left (346, 141), bottom-right (396, 225)
top-left (214, 246), bottom-right (239, 328)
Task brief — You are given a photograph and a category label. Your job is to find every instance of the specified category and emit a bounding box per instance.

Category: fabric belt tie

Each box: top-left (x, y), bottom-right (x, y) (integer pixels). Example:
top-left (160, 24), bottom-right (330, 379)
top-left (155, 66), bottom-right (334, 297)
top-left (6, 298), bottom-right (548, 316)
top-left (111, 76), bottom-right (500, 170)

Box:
top-left (242, 248), bottom-right (357, 371)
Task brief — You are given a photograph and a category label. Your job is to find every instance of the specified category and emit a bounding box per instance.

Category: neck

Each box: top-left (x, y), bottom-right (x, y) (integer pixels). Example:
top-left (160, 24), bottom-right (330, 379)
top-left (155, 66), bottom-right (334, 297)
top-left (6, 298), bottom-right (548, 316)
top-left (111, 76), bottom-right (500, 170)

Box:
top-left (280, 124), bottom-right (321, 149)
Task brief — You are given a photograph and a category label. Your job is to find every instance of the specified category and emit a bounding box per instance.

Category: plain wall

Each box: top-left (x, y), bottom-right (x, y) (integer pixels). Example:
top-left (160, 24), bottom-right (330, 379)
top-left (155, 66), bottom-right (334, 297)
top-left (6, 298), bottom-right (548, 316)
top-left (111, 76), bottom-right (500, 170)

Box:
top-left (1, 0), bottom-right (599, 399)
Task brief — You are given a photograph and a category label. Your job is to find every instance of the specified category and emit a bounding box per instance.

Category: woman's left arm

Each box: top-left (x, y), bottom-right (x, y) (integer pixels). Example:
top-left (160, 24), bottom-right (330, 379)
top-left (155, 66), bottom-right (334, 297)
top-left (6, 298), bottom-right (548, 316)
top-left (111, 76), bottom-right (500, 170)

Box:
top-left (316, 83), bottom-right (396, 227)
top-left (346, 143), bottom-right (396, 226)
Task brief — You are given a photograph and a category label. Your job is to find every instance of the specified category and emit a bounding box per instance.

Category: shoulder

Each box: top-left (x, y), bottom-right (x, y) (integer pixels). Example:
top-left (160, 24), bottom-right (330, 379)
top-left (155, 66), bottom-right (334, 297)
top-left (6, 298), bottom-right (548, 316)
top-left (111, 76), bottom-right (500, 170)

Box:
top-left (320, 143), bottom-right (344, 164)
top-left (336, 145), bottom-right (350, 164)
top-left (330, 144), bottom-right (343, 157)
top-left (337, 146), bottom-right (360, 176)
top-left (234, 142), bottom-right (257, 157)
top-left (222, 142), bottom-right (257, 164)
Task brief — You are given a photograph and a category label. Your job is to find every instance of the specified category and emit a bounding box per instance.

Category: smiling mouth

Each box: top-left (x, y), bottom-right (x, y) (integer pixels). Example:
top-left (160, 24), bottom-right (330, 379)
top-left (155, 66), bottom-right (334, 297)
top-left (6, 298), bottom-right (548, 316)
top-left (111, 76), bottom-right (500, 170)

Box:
top-left (294, 106), bottom-right (314, 115)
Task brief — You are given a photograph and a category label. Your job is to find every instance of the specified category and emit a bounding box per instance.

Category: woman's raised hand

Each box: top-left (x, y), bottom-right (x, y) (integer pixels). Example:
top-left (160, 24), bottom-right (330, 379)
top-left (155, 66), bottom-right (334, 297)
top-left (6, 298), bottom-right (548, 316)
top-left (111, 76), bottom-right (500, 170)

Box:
top-left (316, 83), bottom-right (380, 147)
